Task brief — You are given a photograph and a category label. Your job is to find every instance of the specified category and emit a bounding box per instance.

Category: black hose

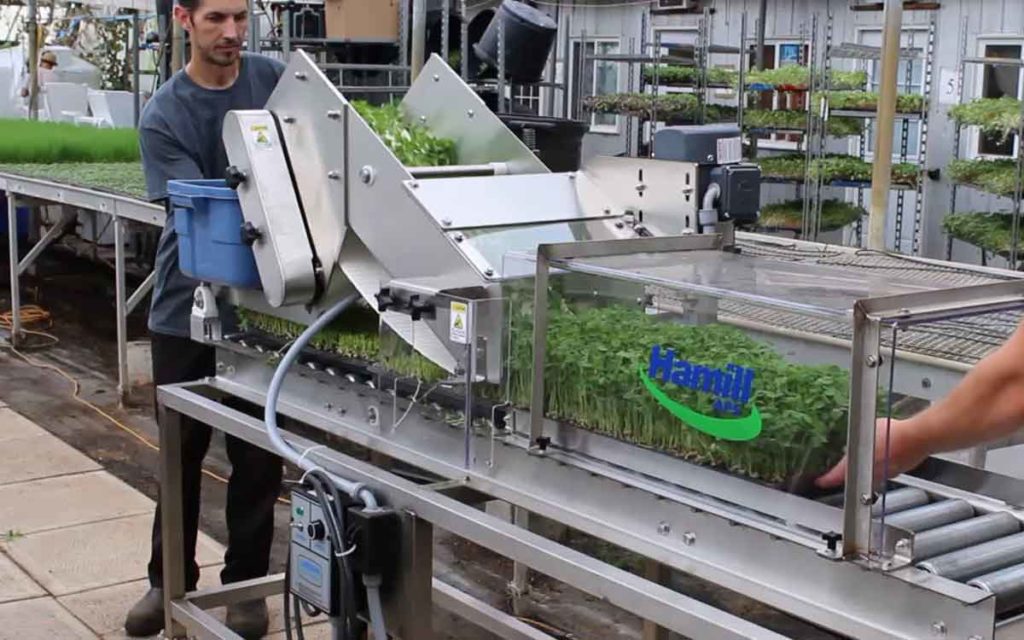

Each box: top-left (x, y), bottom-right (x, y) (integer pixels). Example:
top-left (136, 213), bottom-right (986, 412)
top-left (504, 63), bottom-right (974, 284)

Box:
top-left (304, 470), bottom-right (357, 640)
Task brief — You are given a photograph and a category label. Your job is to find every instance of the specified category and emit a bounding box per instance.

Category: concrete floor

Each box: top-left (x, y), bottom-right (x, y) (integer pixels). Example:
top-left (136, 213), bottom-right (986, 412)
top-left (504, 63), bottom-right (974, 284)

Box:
top-left (0, 405), bottom-right (346, 640)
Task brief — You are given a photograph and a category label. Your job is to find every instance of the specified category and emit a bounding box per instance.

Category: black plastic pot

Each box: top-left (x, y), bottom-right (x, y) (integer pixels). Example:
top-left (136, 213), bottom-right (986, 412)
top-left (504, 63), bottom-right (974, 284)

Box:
top-left (473, 0), bottom-right (557, 83)
top-left (500, 114), bottom-right (587, 172)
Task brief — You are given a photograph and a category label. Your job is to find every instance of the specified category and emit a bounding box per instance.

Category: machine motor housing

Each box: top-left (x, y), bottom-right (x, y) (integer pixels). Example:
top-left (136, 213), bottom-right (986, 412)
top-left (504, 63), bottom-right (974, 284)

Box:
top-left (711, 164), bottom-right (761, 225)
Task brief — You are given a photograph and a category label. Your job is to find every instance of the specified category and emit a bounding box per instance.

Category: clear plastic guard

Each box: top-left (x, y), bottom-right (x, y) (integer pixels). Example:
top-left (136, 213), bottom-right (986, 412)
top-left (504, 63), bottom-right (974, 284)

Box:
top-left (869, 305), bottom-right (1021, 567)
top-left (502, 249), bottom-right (854, 491)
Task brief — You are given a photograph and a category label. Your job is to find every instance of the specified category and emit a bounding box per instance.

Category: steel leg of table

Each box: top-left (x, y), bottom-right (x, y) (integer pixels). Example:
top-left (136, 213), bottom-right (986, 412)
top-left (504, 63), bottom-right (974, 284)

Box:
top-left (160, 405), bottom-right (188, 639)
top-left (114, 216), bottom-right (129, 402)
top-left (7, 192), bottom-right (20, 346)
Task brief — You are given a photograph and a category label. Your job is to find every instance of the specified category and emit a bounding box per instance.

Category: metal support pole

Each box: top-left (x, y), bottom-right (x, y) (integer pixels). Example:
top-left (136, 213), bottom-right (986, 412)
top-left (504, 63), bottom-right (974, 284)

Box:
top-left (561, 13), bottom-right (571, 120)
top-left (172, 20), bottom-right (185, 73)
top-left (114, 217), bottom-right (129, 402)
top-left (411, 0), bottom-right (426, 80)
top-left (510, 506), bottom-right (530, 613)
top-left (497, 12), bottom-right (506, 114)
top-left (643, 560), bottom-right (672, 640)
top-left (26, 0), bottom-right (39, 120)
top-left (281, 9), bottom-right (291, 62)
top-left (16, 209), bottom-right (75, 277)
top-left (126, 270), bottom-right (156, 315)
top-left (247, 0), bottom-right (258, 53)
top-left (459, 0), bottom-right (468, 80)
top-left (842, 305), bottom-right (882, 559)
top-left (442, 0), bottom-right (450, 67)
top-left (6, 193), bottom-right (20, 346)
top-left (132, 10), bottom-right (141, 127)
top-left (755, 0), bottom-right (767, 71)
top-left (160, 407), bottom-right (188, 638)
top-left (867, 0), bottom-right (904, 251)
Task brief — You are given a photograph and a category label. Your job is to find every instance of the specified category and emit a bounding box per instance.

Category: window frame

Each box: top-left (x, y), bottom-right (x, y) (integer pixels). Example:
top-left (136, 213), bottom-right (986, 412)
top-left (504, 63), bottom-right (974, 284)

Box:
top-left (570, 37), bottom-right (623, 135)
top-left (968, 36), bottom-right (1024, 161)
top-left (853, 25), bottom-right (929, 163)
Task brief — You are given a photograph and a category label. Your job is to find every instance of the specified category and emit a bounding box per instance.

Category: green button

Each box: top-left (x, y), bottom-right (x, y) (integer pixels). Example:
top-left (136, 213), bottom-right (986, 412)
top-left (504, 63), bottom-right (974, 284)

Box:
top-left (296, 506), bottom-right (305, 517)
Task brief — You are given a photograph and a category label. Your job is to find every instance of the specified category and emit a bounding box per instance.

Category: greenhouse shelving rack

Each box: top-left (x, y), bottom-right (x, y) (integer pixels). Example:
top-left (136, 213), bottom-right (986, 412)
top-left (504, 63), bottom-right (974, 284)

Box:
top-left (815, 11), bottom-right (935, 252)
top-left (580, 7), bottom-right (747, 158)
top-left (944, 17), bottom-right (1024, 269)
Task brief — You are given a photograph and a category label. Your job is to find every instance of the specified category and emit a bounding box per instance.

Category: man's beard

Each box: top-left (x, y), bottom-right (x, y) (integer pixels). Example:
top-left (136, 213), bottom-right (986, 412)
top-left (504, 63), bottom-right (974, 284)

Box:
top-left (199, 42), bottom-right (241, 67)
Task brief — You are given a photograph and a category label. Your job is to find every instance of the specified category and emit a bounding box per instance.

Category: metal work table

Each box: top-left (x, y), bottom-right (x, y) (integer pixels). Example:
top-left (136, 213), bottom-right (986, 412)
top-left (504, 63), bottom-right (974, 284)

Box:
top-left (3, 170), bottom-right (162, 401)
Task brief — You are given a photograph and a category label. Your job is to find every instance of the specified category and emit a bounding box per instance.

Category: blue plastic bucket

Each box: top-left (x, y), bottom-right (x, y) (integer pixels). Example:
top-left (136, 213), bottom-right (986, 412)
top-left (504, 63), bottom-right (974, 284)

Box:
top-left (0, 193), bottom-right (31, 240)
top-left (168, 179), bottom-right (261, 289)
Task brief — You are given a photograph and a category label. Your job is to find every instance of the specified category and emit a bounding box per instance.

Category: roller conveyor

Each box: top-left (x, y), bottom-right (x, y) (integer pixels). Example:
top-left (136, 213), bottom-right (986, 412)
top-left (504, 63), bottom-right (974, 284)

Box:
top-left (970, 564), bottom-right (1024, 614)
top-left (880, 499), bottom-right (975, 532)
top-left (913, 513), bottom-right (1022, 560)
top-left (918, 532), bottom-right (1024, 582)
top-left (871, 487), bottom-right (929, 516)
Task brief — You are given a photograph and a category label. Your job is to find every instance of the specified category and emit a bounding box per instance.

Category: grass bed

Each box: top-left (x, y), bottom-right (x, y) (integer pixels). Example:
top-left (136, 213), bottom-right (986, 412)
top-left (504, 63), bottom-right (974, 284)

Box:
top-left (758, 199), bottom-right (865, 232)
top-left (743, 110), bottom-right (864, 136)
top-left (949, 97), bottom-right (1023, 142)
top-left (0, 162), bottom-right (146, 198)
top-left (819, 91), bottom-right (925, 114)
top-left (948, 159), bottom-right (1023, 198)
top-left (236, 305), bottom-right (448, 382)
top-left (642, 65), bottom-right (738, 87)
top-left (745, 67), bottom-right (867, 91)
top-left (943, 212), bottom-right (1023, 256)
top-left (506, 303), bottom-right (849, 485)
top-left (0, 119), bottom-right (139, 163)
top-left (757, 154), bottom-right (918, 188)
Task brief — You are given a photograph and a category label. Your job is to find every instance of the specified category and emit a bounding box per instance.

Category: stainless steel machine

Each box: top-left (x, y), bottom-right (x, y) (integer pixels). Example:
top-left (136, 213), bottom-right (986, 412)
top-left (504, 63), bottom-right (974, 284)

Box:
top-left (157, 51), bottom-right (1024, 640)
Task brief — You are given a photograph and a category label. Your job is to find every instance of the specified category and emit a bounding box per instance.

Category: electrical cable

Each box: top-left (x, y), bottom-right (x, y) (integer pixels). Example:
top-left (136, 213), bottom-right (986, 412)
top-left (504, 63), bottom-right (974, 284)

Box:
top-left (292, 594), bottom-right (306, 640)
top-left (0, 341), bottom-right (292, 503)
top-left (284, 541), bottom-right (294, 640)
top-left (303, 468), bottom-right (356, 640)
top-left (363, 573), bottom-right (387, 640)
top-left (264, 292), bottom-right (378, 509)
top-left (0, 304), bottom-right (60, 347)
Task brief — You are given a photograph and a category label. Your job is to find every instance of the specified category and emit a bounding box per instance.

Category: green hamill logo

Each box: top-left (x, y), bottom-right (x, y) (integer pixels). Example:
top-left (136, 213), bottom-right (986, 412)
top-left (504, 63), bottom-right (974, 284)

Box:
top-left (639, 345), bottom-right (762, 441)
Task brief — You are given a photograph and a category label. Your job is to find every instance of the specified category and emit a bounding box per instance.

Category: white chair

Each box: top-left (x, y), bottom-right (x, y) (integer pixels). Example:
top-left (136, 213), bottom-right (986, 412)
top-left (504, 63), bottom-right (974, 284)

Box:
top-left (42, 82), bottom-right (89, 122)
top-left (88, 89), bottom-right (135, 128)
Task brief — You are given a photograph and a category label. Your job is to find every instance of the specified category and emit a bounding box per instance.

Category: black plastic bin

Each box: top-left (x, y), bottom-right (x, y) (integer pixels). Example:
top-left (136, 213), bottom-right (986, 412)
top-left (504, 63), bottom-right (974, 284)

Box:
top-left (499, 114), bottom-right (587, 172)
top-left (473, 0), bottom-right (557, 83)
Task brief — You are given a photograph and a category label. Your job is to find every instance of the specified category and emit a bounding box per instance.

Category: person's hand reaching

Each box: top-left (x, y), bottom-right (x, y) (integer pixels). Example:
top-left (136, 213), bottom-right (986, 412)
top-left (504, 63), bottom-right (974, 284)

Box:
top-left (816, 418), bottom-right (930, 489)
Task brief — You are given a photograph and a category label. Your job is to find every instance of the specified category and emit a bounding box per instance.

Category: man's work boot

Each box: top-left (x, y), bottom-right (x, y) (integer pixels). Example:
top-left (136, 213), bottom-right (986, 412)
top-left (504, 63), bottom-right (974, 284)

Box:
top-left (124, 588), bottom-right (164, 637)
top-left (226, 599), bottom-right (269, 639)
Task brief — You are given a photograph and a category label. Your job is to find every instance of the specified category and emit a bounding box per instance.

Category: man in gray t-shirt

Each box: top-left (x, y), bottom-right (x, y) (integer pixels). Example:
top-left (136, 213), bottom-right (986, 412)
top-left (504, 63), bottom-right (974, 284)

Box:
top-left (125, 0), bottom-right (284, 636)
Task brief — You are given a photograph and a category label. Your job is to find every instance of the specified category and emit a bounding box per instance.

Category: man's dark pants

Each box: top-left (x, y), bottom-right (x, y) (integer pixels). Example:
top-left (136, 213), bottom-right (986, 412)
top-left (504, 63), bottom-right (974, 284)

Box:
top-left (148, 332), bottom-right (283, 591)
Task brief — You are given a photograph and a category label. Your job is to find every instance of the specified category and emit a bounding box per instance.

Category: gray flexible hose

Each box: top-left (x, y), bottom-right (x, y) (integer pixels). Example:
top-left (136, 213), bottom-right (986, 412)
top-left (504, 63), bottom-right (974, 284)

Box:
top-left (264, 293), bottom-right (378, 508)
top-left (363, 574), bottom-right (387, 640)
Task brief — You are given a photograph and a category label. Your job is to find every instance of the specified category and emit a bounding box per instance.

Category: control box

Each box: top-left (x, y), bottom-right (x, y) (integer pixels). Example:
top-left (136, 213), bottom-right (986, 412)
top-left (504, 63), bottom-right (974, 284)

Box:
top-left (289, 490), bottom-right (339, 615)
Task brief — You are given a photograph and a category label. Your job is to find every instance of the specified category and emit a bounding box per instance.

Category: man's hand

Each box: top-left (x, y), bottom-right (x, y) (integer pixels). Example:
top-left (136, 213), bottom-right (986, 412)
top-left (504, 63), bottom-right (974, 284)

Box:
top-left (816, 418), bottom-right (930, 489)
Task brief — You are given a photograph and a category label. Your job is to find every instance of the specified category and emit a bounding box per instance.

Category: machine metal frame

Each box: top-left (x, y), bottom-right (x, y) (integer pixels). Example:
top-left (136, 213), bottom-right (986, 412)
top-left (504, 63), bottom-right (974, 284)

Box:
top-left (157, 271), bottom-right (1024, 640)
top-left (3, 175), bottom-right (162, 401)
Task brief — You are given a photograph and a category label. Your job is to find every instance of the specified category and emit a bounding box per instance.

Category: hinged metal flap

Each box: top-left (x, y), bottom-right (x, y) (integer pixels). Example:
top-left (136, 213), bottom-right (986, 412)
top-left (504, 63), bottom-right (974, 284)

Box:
top-left (403, 173), bottom-right (622, 230)
top-left (402, 54), bottom-right (549, 175)
top-left (223, 110), bottom-right (317, 308)
top-left (265, 52), bottom-right (348, 291)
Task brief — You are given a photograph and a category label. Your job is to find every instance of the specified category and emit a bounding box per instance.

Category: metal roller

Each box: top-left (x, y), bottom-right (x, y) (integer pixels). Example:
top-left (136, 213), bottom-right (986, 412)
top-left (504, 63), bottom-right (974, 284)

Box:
top-left (871, 487), bottom-right (929, 516)
top-left (913, 513), bottom-right (1021, 560)
top-left (918, 532), bottom-right (1024, 582)
top-left (968, 563), bottom-right (1024, 613)
top-left (880, 499), bottom-right (974, 532)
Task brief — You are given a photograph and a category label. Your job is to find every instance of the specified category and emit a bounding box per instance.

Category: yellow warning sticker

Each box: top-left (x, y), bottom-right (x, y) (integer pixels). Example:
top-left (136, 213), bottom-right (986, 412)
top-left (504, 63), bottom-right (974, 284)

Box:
top-left (450, 301), bottom-right (469, 344)
top-left (251, 124), bottom-right (272, 148)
